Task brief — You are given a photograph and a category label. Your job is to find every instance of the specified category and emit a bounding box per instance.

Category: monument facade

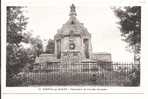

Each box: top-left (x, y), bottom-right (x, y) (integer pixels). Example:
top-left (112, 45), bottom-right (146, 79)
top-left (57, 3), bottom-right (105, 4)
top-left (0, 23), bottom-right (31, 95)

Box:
top-left (35, 4), bottom-right (111, 65)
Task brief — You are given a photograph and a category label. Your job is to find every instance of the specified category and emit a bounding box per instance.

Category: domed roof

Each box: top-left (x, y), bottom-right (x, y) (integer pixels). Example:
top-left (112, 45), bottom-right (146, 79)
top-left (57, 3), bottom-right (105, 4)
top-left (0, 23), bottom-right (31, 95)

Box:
top-left (55, 4), bottom-right (91, 39)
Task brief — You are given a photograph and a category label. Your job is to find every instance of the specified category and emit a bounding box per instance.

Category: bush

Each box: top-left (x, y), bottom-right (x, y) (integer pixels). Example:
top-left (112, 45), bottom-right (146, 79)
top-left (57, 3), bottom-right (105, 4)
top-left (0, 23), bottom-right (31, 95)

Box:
top-left (7, 72), bottom-right (27, 86)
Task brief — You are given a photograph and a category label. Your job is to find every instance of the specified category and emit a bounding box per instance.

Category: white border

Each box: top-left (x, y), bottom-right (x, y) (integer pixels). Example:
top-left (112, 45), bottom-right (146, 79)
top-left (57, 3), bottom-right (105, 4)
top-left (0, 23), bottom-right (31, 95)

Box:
top-left (1, 0), bottom-right (147, 95)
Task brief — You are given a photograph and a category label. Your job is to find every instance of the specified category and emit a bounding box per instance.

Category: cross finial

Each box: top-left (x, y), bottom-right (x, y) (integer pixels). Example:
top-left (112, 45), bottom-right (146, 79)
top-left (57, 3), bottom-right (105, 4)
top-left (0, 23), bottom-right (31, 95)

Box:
top-left (70, 4), bottom-right (76, 12)
top-left (69, 4), bottom-right (77, 16)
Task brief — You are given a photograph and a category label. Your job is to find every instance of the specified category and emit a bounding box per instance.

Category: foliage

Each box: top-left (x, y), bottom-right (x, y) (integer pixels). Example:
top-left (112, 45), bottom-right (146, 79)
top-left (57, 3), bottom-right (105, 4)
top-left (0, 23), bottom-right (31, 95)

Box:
top-left (6, 6), bottom-right (28, 86)
top-left (6, 6), bottom-right (43, 86)
top-left (128, 65), bottom-right (140, 86)
top-left (22, 33), bottom-right (43, 57)
top-left (113, 6), bottom-right (141, 86)
top-left (45, 39), bottom-right (54, 54)
top-left (7, 6), bottom-right (28, 45)
top-left (30, 36), bottom-right (43, 57)
top-left (113, 6), bottom-right (141, 55)
top-left (6, 44), bottom-right (30, 86)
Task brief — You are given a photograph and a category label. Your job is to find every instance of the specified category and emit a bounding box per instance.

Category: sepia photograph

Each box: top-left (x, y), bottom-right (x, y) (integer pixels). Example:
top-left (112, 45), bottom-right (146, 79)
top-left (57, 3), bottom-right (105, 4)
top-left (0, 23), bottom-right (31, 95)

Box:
top-left (6, 3), bottom-right (141, 87)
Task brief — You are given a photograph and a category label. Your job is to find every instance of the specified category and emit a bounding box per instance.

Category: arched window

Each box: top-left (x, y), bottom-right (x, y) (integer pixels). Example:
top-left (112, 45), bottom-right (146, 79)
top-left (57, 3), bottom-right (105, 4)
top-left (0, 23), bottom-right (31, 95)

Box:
top-left (71, 20), bottom-right (75, 24)
top-left (83, 39), bottom-right (89, 59)
top-left (56, 39), bottom-right (61, 59)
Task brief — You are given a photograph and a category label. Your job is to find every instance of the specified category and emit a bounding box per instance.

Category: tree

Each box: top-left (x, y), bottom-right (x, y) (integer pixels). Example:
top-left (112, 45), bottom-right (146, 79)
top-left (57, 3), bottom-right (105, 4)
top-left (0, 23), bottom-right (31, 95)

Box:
top-left (22, 33), bottom-right (43, 57)
top-left (113, 6), bottom-right (141, 62)
top-left (30, 36), bottom-right (43, 57)
top-left (18, 34), bottom-right (44, 73)
top-left (113, 6), bottom-right (141, 86)
top-left (6, 6), bottom-right (28, 86)
top-left (7, 6), bottom-right (28, 45)
top-left (6, 6), bottom-right (44, 86)
top-left (45, 39), bottom-right (55, 54)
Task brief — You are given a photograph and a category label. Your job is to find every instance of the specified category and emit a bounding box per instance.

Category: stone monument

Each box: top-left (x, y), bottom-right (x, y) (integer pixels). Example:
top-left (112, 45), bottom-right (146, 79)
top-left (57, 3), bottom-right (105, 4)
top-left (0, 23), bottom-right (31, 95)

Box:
top-left (35, 4), bottom-right (112, 66)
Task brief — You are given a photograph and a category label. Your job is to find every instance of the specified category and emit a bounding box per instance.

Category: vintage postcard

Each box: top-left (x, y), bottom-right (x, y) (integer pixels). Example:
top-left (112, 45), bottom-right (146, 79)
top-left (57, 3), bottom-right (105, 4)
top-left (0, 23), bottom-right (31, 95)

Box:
top-left (1, 0), bottom-right (147, 97)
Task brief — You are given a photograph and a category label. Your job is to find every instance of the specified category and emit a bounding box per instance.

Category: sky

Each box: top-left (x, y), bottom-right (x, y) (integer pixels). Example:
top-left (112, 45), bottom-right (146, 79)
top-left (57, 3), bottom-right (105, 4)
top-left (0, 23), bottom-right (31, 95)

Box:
top-left (23, 1), bottom-right (134, 62)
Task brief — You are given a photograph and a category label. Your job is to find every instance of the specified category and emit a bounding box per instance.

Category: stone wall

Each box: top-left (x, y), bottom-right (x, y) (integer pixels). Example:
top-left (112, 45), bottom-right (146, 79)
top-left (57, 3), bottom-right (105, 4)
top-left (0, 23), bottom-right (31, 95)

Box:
top-left (92, 52), bottom-right (112, 62)
top-left (35, 54), bottom-right (58, 63)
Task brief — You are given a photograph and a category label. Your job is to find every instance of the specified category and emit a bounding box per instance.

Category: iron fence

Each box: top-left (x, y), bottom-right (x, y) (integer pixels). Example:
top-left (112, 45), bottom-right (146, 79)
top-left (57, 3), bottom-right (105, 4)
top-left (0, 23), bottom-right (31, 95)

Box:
top-left (22, 62), bottom-right (140, 86)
